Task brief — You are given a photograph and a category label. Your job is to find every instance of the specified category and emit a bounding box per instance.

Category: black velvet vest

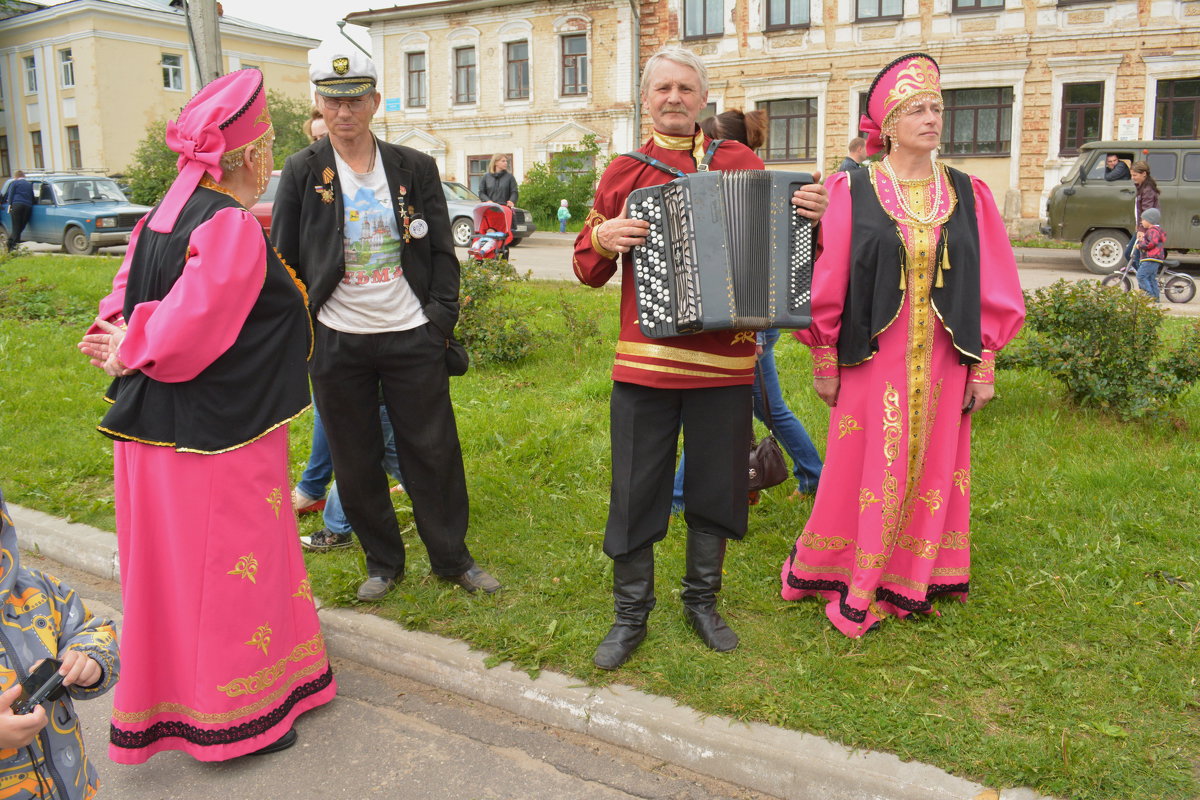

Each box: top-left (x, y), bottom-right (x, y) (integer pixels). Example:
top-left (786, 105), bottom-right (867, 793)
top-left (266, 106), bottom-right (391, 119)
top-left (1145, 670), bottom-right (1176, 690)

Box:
top-left (100, 187), bottom-right (312, 453)
top-left (840, 165), bottom-right (981, 367)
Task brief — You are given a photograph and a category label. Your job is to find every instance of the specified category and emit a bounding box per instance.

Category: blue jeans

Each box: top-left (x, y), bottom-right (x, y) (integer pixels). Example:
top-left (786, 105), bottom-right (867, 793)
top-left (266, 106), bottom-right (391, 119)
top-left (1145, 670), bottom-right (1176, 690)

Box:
top-left (673, 329), bottom-right (823, 507)
top-left (1136, 258), bottom-right (1162, 300)
top-left (559, 219), bottom-right (568, 233)
top-left (296, 398), bottom-right (333, 500)
top-left (324, 405), bottom-right (404, 534)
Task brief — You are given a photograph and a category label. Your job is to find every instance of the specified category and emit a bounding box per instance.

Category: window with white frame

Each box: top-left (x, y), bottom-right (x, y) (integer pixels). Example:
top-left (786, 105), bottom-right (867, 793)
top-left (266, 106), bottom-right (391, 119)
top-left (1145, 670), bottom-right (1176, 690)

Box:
top-left (162, 54), bottom-right (183, 91)
top-left (59, 49), bottom-right (75, 88)
top-left (407, 52), bottom-right (427, 108)
top-left (23, 56), bottom-right (37, 94)
top-left (561, 34), bottom-right (588, 96)
top-left (856, 0), bottom-right (903, 21)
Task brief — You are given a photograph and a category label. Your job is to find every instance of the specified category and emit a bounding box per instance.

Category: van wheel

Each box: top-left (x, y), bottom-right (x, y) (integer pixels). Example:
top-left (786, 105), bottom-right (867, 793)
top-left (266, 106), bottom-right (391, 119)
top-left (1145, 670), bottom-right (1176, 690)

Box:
top-left (452, 218), bottom-right (473, 248)
top-left (1081, 230), bottom-right (1129, 275)
top-left (64, 227), bottom-right (97, 255)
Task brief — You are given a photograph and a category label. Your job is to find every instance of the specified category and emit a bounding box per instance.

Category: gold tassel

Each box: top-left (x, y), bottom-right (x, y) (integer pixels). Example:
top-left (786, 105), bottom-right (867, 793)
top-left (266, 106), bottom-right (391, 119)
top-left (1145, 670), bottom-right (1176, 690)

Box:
top-left (898, 240), bottom-right (907, 291)
top-left (935, 233), bottom-right (950, 289)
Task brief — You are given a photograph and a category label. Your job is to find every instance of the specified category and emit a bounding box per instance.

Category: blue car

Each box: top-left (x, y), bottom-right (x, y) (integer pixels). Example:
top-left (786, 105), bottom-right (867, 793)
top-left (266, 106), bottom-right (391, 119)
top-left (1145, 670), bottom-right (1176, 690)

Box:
top-left (0, 173), bottom-right (151, 254)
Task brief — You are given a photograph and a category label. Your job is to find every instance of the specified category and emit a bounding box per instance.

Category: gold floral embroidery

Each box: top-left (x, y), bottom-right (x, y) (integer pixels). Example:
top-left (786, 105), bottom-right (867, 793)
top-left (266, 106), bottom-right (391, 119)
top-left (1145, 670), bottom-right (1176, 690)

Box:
top-left (882, 382), bottom-right (902, 466)
top-left (940, 531), bottom-right (970, 549)
top-left (812, 348), bottom-right (839, 373)
top-left (859, 488), bottom-right (881, 513)
top-left (245, 624), bottom-right (272, 657)
top-left (953, 468), bottom-right (971, 496)
top-left (917, 488), bottom-right (943, 516)
top-left (969, 359), bottom-right (995, 384)
top-left (880, 470), bottom-right (901, 548)
top-left (788, 560), bottom-right (852, 577)
top-left (583, 208), bottom-right (607, 228)
top-left (293, 578), bottom-right (313, 602)
top-left (217, 633), bottom-right (327, 698)
top-left (800, 530), bottom-right (854, 551)
top-left (266, 487), bottom-right (282, 519)
top-left (856, 546), bottom-right (886, 569)
top-left (731, 330), bottom-right (756, 346)
top-left (896, 534), bottom-right (939, 559)
top-left (838, 415), bottom-right (863, 439)
top-left (228, 553), bottom-right (259, 584)
top-left (931, 566), bottom-right (970, 577)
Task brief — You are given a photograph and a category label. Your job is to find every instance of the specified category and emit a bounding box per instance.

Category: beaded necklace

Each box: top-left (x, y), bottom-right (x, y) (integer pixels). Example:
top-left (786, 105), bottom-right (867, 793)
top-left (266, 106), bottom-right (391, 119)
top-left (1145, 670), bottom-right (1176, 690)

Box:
top-left (880, 156), bottom-right (944, 226)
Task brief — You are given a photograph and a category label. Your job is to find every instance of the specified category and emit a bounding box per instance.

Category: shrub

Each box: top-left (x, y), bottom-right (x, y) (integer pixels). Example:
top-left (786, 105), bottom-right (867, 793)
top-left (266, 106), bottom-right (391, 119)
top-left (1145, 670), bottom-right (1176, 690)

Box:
top-left (457, 257), bottom-right (536, 366)
top-left (1003, 279), bottom-right (1200, 419)
top-left (518, 134), bottom-right (607, 232)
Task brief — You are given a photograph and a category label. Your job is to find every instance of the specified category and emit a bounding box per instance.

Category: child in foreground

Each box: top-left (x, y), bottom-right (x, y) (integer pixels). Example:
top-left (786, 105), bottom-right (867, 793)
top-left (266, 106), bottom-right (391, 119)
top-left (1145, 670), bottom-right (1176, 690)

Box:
top-left (0, 488), bottom-right (119, 799)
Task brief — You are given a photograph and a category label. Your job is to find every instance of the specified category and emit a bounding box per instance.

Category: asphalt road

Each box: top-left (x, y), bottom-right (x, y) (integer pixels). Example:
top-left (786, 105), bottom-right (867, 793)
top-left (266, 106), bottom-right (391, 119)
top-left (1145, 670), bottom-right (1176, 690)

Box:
top-left (26, 553), bottom-right (775, 800)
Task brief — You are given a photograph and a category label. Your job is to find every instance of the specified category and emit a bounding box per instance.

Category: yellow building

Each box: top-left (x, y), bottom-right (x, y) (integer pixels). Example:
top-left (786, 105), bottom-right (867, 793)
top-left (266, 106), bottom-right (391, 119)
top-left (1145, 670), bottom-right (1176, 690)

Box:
top-left (0, 0), bottom-right (317, 178)
top-left (346, 0), bottom-right (640, 191)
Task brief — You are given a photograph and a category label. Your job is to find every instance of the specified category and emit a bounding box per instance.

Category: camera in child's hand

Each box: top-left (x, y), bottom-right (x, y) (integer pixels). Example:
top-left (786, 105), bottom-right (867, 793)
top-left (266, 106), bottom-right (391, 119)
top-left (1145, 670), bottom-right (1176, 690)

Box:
top-left (13, 659), bottom-right (66, 715)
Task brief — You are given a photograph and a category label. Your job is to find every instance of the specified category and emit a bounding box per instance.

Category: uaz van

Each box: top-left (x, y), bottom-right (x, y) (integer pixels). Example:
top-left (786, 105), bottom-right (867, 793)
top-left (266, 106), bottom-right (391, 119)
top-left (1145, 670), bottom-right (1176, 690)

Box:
top-left (1042, 140), bottom-right (1200, 274)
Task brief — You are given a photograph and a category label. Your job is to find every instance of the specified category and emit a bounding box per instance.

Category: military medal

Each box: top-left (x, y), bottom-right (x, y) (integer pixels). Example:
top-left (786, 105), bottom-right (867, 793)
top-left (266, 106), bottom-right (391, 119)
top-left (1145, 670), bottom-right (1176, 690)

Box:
top-left (409, 218), bottom-right (428, 239)
top-left (313, 184), bottom-right (334, 204)
top-left (322, 167), bottom-right (336, 185)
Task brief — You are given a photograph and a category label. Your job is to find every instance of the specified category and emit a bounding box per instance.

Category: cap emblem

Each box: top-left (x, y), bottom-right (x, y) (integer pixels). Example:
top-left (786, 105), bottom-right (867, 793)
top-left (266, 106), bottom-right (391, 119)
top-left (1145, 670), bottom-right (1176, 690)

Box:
top-left (333, 57), bottom-right (350, 76)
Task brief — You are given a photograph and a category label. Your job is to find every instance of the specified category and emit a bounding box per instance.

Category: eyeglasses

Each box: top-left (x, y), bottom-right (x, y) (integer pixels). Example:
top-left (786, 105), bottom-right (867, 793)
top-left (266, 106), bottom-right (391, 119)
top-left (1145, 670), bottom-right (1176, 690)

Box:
top-left (320, 96), bottom-right (371, 113)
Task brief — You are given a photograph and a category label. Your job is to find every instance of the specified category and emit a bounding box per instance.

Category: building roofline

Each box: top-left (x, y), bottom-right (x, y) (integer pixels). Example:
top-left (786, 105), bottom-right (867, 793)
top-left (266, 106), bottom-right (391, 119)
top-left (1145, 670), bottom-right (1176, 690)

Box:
top-left (346, 0), bottom-right (531, 25)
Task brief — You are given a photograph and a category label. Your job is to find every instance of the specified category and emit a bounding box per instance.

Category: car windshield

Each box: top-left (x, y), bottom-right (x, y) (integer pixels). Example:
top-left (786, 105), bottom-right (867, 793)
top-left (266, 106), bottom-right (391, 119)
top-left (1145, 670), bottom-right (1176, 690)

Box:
top-left (443, 182), bottom-right (480, 202)
top-left (56, 178), bottom-right (128, 204)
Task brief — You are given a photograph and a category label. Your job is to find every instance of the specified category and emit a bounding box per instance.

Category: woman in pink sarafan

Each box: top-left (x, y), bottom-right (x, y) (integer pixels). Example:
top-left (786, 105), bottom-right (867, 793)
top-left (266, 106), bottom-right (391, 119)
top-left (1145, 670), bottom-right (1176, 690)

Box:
top-left (780, 53), bottom-right (1025, 638)
top-left (78, 69), bottom-right (335, 762)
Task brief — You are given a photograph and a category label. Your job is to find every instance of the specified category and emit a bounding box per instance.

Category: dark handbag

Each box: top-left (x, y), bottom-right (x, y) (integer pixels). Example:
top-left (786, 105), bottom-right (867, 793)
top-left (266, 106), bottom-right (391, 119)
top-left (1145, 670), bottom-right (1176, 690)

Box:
top-left (445, 333), bottom-right (470, 377)
top-left (748, 362), bottom-right (788, 491)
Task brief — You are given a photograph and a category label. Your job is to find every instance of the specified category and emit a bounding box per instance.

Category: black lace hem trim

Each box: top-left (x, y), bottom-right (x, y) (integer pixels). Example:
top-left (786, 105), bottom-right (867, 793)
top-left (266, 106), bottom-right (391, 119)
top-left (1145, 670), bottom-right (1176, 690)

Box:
top-left (110, 665), bottom-right (333, 751)
top-left (784, 547), bottom-right (969, 623)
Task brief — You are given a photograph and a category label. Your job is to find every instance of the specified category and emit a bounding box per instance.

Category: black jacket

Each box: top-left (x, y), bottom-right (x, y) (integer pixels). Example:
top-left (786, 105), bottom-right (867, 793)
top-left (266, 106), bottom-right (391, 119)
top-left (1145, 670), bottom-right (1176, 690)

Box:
top-left (478, 169), bottom-right (518, 205)
top-left (271, 135), bottom-right (460, 337)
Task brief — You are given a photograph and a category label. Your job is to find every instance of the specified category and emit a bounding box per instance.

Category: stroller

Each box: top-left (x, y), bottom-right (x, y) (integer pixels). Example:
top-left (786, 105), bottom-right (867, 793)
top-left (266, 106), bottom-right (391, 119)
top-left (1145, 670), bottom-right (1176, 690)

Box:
top-left (466, 202), bottom-right (513, 261)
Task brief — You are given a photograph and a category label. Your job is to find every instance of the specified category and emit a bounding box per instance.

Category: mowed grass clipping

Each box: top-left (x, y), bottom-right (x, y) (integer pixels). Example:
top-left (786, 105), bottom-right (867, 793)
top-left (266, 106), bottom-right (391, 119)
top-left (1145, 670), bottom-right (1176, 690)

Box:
top-left (2, 252), bottom-right (1198, 800)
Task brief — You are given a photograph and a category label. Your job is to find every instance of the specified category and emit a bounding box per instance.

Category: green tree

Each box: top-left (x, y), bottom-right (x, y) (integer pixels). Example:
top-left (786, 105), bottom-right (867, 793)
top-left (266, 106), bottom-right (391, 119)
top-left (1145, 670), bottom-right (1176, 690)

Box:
top-left (518, 134), bottom-right (608, 232)
top-left (124, 90), bottom-right (314, 206)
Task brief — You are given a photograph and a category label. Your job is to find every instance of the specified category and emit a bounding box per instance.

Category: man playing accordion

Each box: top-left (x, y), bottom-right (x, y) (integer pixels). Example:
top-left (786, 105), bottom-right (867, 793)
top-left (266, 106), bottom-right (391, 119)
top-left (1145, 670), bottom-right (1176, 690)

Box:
top-left (574, 48), bottom-right (828, 670)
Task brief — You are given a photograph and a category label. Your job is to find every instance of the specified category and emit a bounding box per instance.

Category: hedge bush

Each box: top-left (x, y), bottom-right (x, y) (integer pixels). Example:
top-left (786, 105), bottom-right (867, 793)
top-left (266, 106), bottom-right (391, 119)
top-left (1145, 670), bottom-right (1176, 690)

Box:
top-left (1003, 279), bottom-right (1200, 419)
top-left (457, 257), bottom-right (535, 366)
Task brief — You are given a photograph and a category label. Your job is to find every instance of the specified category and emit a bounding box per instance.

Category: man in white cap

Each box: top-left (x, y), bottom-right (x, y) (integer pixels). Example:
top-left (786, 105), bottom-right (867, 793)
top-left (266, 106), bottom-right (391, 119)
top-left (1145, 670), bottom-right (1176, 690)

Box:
top-left (273, 49), bottom-right (499, 601)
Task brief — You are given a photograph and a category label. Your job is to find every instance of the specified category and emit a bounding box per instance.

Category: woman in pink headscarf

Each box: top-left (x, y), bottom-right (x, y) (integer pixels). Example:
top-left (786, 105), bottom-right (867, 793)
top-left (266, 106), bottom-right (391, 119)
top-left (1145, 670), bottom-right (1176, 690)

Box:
top-left (78, 69), bottom-right (335, 762)
top-left (779, 53), bottom-right (1025, 638)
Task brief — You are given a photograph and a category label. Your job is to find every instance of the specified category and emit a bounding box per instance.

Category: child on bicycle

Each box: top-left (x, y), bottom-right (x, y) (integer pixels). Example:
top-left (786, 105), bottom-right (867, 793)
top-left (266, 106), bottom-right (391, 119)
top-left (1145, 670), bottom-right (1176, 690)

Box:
top-left (1135, 207), bottom-right (1166, 301)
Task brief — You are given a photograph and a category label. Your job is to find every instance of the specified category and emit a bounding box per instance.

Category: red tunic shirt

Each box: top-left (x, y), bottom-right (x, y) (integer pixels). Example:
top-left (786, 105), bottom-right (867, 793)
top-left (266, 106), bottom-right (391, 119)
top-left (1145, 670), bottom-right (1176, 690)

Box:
top-left (573, 129), bottom-right (765, 389)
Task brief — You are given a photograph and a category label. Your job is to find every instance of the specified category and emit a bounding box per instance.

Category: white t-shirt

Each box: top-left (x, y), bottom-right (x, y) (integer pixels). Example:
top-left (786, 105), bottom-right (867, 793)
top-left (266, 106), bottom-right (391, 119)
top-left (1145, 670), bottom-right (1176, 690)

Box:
top-left (317, 146), bottom-right (429, 334)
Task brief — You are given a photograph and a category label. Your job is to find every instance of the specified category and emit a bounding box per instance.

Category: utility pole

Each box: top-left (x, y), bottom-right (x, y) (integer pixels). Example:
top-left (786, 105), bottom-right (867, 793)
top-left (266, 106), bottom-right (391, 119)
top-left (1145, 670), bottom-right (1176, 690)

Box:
top-left (185, 0), bottom-right (223, 85)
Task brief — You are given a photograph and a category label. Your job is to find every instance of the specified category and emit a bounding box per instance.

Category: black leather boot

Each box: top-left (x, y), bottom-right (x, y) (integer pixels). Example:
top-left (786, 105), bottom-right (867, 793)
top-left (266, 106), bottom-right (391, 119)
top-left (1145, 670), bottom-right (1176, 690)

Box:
top-left (681, 531), bottom-right (738, 652)
top-left (593, 547), bottom-right (656, 670)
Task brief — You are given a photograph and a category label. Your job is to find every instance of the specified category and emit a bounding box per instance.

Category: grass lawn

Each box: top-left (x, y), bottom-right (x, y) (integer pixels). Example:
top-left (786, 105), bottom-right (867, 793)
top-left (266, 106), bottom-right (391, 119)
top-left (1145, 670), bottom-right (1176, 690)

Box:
top-left (2, 252), bottom-right (1198, 800)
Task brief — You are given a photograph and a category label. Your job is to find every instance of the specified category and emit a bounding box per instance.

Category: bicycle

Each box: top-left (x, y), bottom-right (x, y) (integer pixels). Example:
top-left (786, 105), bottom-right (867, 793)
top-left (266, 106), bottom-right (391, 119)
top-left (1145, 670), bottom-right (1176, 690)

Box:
top-left (1100, 257), bottom-right (1196, 304)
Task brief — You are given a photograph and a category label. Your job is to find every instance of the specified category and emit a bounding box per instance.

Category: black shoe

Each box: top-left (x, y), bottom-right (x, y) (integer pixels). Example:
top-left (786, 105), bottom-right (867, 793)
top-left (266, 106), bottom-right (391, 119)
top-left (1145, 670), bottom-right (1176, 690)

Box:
top-left (249, 728), bottom-right (296, 756)
top-left (440, 565), bottom-right (501, 594)
top-left (593, 547), bottom-right (656, 670)
top-left (681, 531), bottom-right (739, 652)
top-left (301, 528), bottom-right (353, 552)
top-left (356, 576), bottom-right (396, 602)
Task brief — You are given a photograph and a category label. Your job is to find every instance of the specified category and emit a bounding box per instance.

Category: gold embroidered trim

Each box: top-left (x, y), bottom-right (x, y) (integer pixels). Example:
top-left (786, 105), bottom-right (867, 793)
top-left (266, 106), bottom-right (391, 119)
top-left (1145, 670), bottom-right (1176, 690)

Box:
top-left (584, 208), bottom-right (607, 228)
top-left (613, 359), bottom-right (752, 379)
top-left (788, 560), bottom-right (852, 577)
top-left (616, 341), bottom-right (756, 370)
top-left (917, 488), bottom-right (943, 516)
top-left (953, 468), bottom-right (971, 497)
top-left (812, 348), bottom-right (839, 374)
top-left (940, 531), bottom-right (969, 549)
top-left (590, 225), bottom-right (618, 260)
top-left (651, 129), bottom-right (705, 164)
top-left (969, 359), bottom-right (995, 384)
top-left (931, 566), bottom-right (970, 576)
top-left (731, 330), bottom-right (756, 346)
top-left (896, 533), bottom-right (939, 559)
top-left (856, 546), bottom-right (887, 569)
top-left (218, 632), bottom-right (327, 698)
top-left (100, 404), bottom-right (311, 455)
top-left (266, 487), bottom-right (282, 519)
top-left (799, 530), bottom-right (853, 551)
top-left (112, 657), bottom-right (329, 724)
top-left (880, 572), bottom-right (928, 592)
top-left (882, 382), bottom-right (902, 466)
top-left (245, 624), bottom-right (272, 656)
top-left (293, 578), bottom-right (313, 602)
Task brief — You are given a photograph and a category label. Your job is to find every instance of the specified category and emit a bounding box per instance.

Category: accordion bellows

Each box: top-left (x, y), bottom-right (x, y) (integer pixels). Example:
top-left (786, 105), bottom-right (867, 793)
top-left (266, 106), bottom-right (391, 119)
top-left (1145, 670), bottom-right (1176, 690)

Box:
top-left (628, 170), bottom-right (816, 338)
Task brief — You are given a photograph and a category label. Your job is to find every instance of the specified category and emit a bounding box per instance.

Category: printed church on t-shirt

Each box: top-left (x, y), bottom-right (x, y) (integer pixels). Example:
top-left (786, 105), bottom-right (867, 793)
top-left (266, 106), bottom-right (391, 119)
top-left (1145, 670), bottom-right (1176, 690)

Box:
top-left (343, 186), bottom-right (403, 284)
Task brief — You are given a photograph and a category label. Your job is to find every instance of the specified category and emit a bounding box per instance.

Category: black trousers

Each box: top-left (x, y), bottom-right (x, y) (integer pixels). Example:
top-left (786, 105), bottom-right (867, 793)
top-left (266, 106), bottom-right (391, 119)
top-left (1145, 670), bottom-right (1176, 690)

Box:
top-left (310, 320), bottom-right (473, 579)
top-left (604, 381), bottom-right (752, 559)
top-left (9, 203), bottom-right (31, 245)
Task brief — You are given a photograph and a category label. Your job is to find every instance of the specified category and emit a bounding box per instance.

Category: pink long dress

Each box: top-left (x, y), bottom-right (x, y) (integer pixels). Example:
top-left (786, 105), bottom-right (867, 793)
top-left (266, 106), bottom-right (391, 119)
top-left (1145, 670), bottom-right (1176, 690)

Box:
top-left (96, 211), bottom-right (336, 763)
top-left (780, 165), bottom-right (1025, 638)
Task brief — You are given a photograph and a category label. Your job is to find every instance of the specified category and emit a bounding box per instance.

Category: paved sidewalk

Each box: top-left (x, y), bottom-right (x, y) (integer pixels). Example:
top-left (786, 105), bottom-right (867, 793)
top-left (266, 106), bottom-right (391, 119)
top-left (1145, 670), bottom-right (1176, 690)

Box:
top-left (10, 503), bottom-right (1053, 800)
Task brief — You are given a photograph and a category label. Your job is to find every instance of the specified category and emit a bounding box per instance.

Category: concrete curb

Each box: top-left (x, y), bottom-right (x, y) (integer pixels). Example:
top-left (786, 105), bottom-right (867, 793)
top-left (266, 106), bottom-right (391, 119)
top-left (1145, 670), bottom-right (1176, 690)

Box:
top-left (10, 503), bottom-right (1054, 800)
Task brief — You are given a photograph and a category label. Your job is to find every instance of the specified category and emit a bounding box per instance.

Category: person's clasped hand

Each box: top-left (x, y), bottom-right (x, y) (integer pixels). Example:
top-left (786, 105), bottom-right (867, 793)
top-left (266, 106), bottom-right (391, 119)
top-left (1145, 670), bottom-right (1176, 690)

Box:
top-left (0, 684), bottom-right (47, 748)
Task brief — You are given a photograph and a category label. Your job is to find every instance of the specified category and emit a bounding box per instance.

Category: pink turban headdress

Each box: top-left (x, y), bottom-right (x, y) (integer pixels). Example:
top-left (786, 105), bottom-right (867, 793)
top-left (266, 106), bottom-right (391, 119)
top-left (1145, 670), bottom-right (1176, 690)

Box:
top-left (859, 53), bottom-right (941, 157)
top-left (149, 68), bottom-right (273, 234)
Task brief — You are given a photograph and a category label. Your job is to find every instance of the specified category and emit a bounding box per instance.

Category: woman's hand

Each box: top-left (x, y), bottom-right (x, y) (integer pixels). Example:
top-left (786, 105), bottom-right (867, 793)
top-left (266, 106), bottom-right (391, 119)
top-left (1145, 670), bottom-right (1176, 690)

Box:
top-left (89, 318), bottom-right (135, 377)
top-left (814, 375), bottom-right (840, 407)
top-left (962, 382), bottom-right (995, 414)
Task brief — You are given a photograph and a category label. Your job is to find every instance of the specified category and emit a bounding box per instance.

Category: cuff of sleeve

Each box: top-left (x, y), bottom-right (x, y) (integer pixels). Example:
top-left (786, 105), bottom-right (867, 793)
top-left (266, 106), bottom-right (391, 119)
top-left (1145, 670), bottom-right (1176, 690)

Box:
top-left (590, 226), bottom-right (618, 261)
top-left (969, 350), bottom-right (996, 384)
top-left (811, 345), bottom-right (839, 378)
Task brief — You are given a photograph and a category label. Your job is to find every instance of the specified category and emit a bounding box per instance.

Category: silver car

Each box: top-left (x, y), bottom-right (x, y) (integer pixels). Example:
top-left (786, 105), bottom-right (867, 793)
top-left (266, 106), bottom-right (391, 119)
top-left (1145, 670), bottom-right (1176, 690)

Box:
top-left (442, 181), bottom-right (536, 248)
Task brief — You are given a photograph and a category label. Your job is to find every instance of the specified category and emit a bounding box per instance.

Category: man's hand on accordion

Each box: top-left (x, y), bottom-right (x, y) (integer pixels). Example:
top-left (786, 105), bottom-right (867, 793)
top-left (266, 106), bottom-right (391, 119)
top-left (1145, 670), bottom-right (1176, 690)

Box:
top-left (597, 207), bottom-right (651, 256)
top-left (791, 171), bottom-right (828, 226)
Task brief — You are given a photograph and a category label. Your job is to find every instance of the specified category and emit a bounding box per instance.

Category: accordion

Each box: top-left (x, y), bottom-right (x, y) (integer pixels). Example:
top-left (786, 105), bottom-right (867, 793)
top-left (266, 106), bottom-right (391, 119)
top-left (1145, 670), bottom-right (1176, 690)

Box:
top-left (627, 170), bottom-right (815, 339)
